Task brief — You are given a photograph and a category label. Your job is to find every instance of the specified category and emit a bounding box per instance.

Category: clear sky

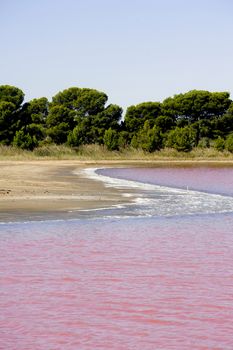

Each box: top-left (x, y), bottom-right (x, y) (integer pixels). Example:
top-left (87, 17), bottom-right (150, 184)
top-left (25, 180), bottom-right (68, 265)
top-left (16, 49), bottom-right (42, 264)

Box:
top-left (1, 0), bottom-right (233, 112)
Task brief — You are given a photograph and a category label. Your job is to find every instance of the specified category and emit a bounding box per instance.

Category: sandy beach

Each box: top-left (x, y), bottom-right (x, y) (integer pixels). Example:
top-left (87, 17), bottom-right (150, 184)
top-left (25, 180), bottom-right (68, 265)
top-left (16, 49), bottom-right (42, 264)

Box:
top-left (0, 160), bottom-right (133, 222)
top-left (1, 159), bottom-right (233, 222)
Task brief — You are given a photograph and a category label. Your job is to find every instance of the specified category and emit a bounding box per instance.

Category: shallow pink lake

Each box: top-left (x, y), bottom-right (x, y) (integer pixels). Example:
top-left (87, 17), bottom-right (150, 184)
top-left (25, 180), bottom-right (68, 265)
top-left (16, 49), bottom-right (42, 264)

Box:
top-left (1, 167), bottom-right (233, 349)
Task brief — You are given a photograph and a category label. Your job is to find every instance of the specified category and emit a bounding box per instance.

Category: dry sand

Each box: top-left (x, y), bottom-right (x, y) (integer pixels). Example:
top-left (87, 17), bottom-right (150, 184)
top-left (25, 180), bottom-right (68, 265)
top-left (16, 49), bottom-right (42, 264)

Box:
top-left (1, 159), bottom-right (233, 222)
top-left (0, 160), bottom-right (133, 222)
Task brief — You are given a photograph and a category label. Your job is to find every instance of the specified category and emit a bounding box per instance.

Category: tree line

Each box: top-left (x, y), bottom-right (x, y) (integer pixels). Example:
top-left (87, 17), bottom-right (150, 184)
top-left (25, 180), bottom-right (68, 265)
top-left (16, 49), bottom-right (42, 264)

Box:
top-left (1, 84), bottom-right (233, 152)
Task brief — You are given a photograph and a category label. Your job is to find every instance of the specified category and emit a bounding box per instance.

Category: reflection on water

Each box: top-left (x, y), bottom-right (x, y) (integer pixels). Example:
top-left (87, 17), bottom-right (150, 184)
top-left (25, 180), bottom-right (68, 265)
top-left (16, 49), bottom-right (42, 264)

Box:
top-left (1, 167), bottom-right (233, 349)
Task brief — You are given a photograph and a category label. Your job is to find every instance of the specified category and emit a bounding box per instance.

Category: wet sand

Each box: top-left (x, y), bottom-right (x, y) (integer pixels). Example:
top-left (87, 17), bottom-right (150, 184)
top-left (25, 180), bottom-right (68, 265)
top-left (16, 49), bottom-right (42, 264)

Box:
top-left (1, 159), bottom-right (233, 222)
top-left (0, 160), bottom-right (132, 222)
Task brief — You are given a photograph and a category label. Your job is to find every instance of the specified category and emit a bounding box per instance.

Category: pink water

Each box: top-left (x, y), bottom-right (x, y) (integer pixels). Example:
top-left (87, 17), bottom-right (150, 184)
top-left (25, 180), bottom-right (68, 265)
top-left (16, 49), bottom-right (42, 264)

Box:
top-left (1, 167), bottom-right (233, 350)
top-left (99, 166), bottom-right (233, 196)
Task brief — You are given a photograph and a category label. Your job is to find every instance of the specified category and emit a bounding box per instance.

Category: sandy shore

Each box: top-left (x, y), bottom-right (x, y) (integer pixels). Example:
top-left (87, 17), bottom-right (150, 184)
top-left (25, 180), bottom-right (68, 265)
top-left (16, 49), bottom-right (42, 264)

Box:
top-left (1, 159), bottom-right (233, 222)
top-left (0, 160), bottom-right (134, 222)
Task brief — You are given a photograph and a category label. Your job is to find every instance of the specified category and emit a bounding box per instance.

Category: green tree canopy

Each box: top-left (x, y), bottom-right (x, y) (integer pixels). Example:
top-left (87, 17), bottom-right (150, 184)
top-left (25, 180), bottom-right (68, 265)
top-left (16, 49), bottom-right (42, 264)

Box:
top-left (93, 104), bottom-right (122, 129)
top-left (47, 122), bottom-right (71, 144)
top-left (50, 87), bottom-right (122, 145)
top-left (0, 101), bottom-right (16, 144)
top-left (162, 90), bottom-right (232, 122)
top-left (214, 103), bottom-right (233, 136)
top-left (67, 118), bottom-right (96, 146)
top-left (27, 97), bottom-right (49, 124)
top-left (0, 85), bottom-right (24, 108)
top-left (91, 104), bottom-right (122, 143)
top-left (51, 87), bottom-right (108, 117)
top-left (0, 84), bottom-right (232, 153)
top-left (124, 102), bottom-right (161, 133)
top-left (46, 105), bottom-right (76, 143)
top-left (154, 115), bottom-right (175, 133)
top-left (46, 105), bottom-right (75, 128)
top-left (0, 85), bottom-right (25, 144)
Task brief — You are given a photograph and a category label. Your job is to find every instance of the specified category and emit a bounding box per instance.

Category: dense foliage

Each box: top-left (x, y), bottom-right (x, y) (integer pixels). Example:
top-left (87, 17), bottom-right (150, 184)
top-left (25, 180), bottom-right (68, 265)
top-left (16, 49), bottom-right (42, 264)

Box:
top-left (1, 85), bottom-right (233, 152)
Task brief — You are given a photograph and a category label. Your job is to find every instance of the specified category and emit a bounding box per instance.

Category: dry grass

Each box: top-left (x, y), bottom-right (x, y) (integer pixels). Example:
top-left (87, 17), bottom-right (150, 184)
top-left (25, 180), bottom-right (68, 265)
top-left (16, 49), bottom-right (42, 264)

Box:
top-left (1, 144), bottom-right (233, 161)
top-left (0, 145), bottom-right (34, 160)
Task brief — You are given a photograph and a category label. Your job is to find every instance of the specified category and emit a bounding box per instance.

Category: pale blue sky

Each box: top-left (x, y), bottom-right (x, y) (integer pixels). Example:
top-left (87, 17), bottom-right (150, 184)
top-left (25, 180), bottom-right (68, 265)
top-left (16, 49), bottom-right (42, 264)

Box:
top-left (1, 0), bottom-right (233, 112)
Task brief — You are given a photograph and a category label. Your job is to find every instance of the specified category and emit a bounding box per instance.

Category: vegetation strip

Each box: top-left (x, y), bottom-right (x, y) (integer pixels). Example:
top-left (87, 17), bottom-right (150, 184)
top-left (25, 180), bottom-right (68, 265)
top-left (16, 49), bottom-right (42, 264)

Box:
top-left (1, 85), bottom-right (233, 156)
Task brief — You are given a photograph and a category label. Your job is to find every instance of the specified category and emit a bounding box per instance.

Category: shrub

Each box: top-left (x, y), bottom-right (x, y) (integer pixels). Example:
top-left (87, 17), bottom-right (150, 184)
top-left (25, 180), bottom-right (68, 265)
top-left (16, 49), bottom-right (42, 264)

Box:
top-left (130, 134), bottom-right (139, 149)
top-left (103, 128), bottom-right (119, 151)
top-left (214, 137), bottom-right (225, 151)
top-left (130, 121), bottom-right (163, 152)
top-left (225, 134), bottom-right (233, 153)
top-left (13, 130), bottom-right (38, 150)
top-left (166, 126), bottom-right (196, 152)
top-left (198, 137), bottom-right (211, 148)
